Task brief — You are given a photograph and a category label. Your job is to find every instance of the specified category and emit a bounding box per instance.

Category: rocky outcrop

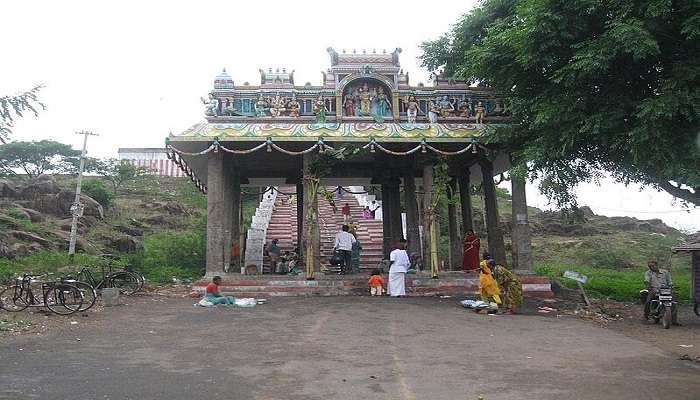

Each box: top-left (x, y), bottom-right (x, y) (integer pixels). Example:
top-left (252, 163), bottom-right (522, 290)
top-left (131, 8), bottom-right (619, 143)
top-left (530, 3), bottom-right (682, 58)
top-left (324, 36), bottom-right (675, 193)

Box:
top-left (0, 176), bottom-right (104, 220)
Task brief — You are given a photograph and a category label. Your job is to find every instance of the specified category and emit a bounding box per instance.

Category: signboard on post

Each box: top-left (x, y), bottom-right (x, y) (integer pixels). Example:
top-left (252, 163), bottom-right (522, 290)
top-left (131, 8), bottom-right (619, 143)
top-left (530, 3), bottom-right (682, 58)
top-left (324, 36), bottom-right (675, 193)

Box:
top-left (563, 270), bottom-right (590, 306)
top-left (564, 270), bottom-right (588, 284)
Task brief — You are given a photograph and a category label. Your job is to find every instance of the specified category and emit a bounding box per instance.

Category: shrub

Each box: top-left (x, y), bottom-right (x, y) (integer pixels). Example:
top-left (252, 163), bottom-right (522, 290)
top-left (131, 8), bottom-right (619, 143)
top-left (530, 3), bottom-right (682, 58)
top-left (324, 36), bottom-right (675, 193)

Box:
top-left (82, 179), bottom-right (113, 209)
top-left (141, 231), bottom-right (205, 283)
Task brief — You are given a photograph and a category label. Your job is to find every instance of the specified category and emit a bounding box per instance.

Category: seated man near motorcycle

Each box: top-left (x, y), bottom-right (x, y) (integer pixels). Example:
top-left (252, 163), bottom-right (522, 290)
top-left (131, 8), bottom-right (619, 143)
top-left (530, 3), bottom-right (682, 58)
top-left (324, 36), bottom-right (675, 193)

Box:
top-left (643, 260), bottom-right (679, 325)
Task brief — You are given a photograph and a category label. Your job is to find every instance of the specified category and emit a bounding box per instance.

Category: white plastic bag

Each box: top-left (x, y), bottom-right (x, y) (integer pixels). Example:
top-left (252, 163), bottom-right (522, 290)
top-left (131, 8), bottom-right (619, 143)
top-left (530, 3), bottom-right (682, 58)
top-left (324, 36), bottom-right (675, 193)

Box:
top-left (197, 298), bottom-right (214, 307)
top-left (234, 298), bottom-right (257, 308)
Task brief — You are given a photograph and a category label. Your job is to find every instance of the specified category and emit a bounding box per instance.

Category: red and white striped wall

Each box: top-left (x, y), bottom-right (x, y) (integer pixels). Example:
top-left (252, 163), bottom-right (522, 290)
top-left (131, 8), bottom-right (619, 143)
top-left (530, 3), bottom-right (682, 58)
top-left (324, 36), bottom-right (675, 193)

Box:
top-left (118, 148), bottom-right (184, 177)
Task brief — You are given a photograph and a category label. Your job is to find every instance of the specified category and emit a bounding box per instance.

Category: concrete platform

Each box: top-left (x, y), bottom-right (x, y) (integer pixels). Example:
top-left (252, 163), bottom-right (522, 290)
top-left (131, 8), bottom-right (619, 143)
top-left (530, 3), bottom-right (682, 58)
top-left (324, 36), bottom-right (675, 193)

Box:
top-left (193, 271), bottom-right (552, 298)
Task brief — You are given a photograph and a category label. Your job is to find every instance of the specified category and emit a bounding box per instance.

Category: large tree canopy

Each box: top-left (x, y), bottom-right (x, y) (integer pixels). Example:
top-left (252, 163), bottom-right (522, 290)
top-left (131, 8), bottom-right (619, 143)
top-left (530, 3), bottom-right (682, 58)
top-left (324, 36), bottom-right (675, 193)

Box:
top-left (421, 0), bottom-right (700, 207)
top-left (0, 140), bottom-right (80, 178)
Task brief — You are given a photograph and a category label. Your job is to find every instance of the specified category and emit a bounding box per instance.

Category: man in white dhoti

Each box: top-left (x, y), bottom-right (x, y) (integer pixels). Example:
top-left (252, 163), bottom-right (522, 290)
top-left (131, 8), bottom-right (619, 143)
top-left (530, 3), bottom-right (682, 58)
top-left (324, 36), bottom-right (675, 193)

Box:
top-left (388, 238), bottom-right (410, 297)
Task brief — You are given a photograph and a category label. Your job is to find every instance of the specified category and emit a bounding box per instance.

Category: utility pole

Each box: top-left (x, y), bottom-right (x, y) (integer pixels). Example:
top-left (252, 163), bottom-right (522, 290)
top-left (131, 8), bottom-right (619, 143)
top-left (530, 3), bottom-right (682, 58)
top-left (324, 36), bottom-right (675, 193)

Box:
top-left (68, 130), bottom-right (98, 261)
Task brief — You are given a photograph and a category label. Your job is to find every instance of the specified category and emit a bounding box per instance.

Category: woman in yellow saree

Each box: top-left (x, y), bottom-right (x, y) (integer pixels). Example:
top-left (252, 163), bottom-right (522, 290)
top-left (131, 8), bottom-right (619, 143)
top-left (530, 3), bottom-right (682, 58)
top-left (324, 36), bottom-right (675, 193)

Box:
top-left (479, 254), bottom-right (501, 305)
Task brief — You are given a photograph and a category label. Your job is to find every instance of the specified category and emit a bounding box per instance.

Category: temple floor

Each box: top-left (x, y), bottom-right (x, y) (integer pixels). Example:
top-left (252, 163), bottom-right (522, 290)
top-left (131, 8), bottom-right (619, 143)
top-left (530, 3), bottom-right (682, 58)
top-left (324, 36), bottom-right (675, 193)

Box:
top-left (2, 296), bottom-right (699, 400)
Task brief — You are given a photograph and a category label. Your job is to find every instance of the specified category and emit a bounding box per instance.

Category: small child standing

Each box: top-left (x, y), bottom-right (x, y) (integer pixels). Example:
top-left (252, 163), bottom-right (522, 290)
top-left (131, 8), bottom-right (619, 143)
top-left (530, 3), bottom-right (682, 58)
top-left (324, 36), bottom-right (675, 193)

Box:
top-left (368, 269), bottom-right (385, 296)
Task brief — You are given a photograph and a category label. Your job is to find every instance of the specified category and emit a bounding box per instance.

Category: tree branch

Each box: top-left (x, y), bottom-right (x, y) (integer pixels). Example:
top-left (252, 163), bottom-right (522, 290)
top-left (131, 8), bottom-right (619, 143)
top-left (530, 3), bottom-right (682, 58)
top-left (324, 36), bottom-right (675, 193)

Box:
top-left (656, 180), bottom-right (700, 206)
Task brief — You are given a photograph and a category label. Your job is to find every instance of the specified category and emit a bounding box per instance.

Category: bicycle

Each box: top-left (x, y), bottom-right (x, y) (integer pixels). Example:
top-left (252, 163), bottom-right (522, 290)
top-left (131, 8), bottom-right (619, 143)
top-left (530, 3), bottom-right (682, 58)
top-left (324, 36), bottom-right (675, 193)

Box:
top-left (0, 274), bottom-right (84, 315)
top-left (100, 254), bottom-right (146, 292)
top-left (59, 276), bottom-right (97, 311)
top-left (76, 265), bottom-right (140, 296)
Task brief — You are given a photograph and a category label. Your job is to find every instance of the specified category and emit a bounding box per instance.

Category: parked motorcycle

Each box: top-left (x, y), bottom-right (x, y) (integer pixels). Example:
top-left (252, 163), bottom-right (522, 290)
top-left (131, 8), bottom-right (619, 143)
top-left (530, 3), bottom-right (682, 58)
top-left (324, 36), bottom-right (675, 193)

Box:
top-left (640, 286), bottom-right (677, 329)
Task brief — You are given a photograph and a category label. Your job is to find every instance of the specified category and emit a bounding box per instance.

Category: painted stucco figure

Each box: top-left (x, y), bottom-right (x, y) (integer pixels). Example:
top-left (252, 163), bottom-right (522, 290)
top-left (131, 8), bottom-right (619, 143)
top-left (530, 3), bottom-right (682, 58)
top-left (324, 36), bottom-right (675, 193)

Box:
top-left (405, 94), bottom-right (419, 123)
top-left (313, 95), bottom-right (328, 123)
top-left (201, 93), bottom-right (219, 117)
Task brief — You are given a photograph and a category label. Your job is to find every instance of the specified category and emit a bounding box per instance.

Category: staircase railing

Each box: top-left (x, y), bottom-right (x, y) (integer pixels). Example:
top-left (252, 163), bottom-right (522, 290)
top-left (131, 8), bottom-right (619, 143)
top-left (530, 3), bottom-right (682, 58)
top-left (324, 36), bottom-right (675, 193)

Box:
top-left (348, 185), bottom-right (382, 220)
top-left (243, 187), bottom-right (278, 273)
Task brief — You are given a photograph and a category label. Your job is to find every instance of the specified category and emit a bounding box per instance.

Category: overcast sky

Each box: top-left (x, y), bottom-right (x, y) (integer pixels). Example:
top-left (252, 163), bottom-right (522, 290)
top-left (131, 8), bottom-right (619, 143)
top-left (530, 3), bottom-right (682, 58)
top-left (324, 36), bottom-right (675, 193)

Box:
top-left (3, 0), bottom-right (698, 232)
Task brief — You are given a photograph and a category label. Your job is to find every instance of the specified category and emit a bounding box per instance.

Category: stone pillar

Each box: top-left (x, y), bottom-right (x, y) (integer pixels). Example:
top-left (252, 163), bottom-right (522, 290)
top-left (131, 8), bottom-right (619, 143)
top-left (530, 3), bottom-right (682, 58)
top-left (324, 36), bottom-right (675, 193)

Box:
top-left (479, 159), bottom-right (507, 265)
top-left (206, 152), bottom-right (225, 275)
top-left (458, 173), bottom-right (474, 233)
top-left (230, 169), bottom-right (241, 272)
top-left (511, 175), bottom-right (533, 272)
top-left (388, 178), bottom-right (402, 242)
top-left (381, 183), bottom-right (392, 256)
top-left (422, 164), bottom-right (437, 270)
top-left (447, 178), bottom-right (461, 270)
top-left (403, 173), bottom-right (420, 257)
top-left (222, 158), bottom-right (234, 273)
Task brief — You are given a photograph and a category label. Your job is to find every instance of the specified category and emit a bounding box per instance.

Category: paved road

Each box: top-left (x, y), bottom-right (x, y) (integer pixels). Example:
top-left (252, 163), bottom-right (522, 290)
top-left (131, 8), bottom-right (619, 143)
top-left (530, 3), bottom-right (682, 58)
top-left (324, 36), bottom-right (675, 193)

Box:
top-left (2, 296), bottom-right (699, 400)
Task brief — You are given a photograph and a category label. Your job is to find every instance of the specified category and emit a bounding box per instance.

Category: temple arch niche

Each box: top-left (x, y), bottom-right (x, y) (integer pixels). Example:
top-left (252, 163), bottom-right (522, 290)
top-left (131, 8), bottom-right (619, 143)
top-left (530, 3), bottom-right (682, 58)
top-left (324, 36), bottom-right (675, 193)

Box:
top-left (337, 75), bottom-right (394, 118)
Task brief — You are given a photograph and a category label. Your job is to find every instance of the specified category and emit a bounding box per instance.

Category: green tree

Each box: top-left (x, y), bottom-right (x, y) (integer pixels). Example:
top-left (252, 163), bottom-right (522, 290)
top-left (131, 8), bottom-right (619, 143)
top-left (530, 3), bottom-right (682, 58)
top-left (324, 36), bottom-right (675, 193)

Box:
top-left (0, 140), bottom-right (79, 178)
top-left (84, 158), bottom-right (151, 193)
top-left (421, 0), bottom-right (700, 207)
top-left (81, 179), bottom-right (113, 208)
top-left (0, 85), bottom-right (45, 144)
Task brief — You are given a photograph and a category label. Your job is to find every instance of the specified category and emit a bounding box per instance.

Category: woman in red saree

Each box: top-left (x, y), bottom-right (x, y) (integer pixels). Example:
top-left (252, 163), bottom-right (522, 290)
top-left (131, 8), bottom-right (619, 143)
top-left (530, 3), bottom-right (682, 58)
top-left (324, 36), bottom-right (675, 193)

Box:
top-left (462, 230), bottom-right (480, 271)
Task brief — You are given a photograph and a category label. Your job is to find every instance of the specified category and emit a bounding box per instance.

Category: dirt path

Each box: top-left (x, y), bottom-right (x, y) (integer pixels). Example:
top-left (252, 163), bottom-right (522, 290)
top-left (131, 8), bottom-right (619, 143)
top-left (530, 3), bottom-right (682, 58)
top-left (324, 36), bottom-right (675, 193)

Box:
top-left (1, 295), bottom-right (699, 400)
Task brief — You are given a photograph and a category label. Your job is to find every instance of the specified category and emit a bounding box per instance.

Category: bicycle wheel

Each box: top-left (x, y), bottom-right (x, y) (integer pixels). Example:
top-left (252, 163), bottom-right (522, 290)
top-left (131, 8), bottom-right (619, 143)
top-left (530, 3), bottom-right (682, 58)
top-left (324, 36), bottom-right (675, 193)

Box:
top-left (70, 281), bottom-right (97, 311)
top-left (0, 285), bottom-right (29, 312)
top-left (109, 272), bottom-right (140, 296)
top-left (44, 284), bottom-right (83, 315)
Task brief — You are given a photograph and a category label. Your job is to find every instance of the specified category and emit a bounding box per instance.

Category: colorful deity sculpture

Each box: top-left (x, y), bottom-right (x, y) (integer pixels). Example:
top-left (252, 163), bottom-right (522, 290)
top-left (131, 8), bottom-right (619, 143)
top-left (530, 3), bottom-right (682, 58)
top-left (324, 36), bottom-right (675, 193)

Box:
top-left (344, 94), bottom-right (355, 117)
top-left (474, 101), bottom-right (486, 124)
top-left (201, 93), bottom-right (219, 117)
top-left (359, 87), bottom-right (371, 116)
top-left (313, 95), bottom-right (328, 123)
top-left (286, 94), bottom-right (300, 117)
top-left (269, 92), bottom-right (285, 117)
top-left (457, 98), bottom-right (471, 117)
top-left (438, 95), bottom-right (454, 118)
top-left (405, 94), bottom-right (419, 123)
top-left (373, 87), bottom-right (391, 123)
top-left (255, 94), bottom-right (270, 116)
top-left (428, 100), bottom-right (440, 123)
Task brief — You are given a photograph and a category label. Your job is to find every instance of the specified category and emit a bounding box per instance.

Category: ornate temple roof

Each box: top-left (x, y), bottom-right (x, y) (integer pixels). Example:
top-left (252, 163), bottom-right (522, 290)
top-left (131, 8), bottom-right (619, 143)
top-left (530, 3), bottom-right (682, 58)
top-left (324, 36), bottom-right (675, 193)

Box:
top-left (170, 122), bottom-right (494, 143)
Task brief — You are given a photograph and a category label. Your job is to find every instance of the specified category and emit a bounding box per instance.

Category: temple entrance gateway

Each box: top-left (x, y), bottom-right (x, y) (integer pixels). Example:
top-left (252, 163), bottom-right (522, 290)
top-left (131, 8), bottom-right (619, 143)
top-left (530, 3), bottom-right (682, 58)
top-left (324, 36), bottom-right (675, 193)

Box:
top-left (167, 47), bottom-right (543, 297)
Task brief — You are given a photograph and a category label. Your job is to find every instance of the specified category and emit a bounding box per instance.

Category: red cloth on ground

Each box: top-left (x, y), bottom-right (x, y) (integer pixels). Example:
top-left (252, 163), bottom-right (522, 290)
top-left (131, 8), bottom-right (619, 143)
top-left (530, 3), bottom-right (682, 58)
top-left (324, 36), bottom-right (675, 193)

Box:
top-left (205, 282), bottom-right (218, 294)
top-left (462, 234), bottom-right (480, 271)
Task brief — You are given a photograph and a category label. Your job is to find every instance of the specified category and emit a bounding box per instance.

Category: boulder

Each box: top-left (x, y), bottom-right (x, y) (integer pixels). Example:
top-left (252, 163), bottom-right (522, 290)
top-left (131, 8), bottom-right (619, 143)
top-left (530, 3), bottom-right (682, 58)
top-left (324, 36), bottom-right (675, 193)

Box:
top-left (116, 224), bottom-right (144, 237)
top-left (0, 214), bottom-right (21, 229)
top-left (52, 230), bottom-right (99, 255)
top-left (19, 175), bottom-right (61, 199)
top-left (58, 218), bottom-right (87, 234)
top-left (0, 180), bottom-right (17, 198)
top-left (8, 230), bottom-right (51, 246)
top-left (110, 235), bottom-right (141, 253)
top-left (18, 207), bottom-right (44, 223)
top-left (9, 243), bottom-right (30, 258)
top-left (141, 201), bottom-right (189, 215)
top-left (142, 214), bottom-right (182, 228)
top-left (55, 190), bottom-right (104, 219)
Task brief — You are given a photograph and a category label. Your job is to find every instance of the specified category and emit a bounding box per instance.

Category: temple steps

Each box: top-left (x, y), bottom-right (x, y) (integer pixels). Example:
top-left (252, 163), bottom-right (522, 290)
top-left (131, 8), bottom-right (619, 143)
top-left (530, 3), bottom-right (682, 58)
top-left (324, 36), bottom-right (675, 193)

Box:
top-left (262, 185), bottom-right (386, 272)
top-left (193, 273), bottom-right (553, 298)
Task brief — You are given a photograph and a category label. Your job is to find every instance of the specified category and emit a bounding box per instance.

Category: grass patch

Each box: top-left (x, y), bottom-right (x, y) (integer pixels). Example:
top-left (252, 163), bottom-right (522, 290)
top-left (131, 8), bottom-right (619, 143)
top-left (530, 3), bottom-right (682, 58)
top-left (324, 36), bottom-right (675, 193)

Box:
top-left (140, 231), bottom-right (205, 283)
top-left (535, 262), bottom-right (692, 303)
top-left (0, 250), bottom-right (103, 283)
top-left (0, 317), bottom-right (32, 332)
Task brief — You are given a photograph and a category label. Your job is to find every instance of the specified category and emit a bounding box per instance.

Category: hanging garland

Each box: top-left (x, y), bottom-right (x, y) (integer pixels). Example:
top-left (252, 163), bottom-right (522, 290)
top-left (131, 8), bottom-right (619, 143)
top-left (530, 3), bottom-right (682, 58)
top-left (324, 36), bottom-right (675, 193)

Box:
top-left (165, 136), bottom-right (484, 159)
top-left (164, 136), bottom-right (488, 195)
